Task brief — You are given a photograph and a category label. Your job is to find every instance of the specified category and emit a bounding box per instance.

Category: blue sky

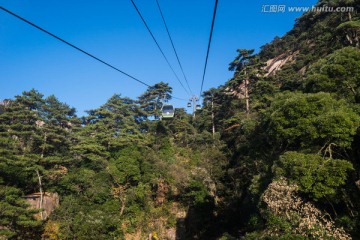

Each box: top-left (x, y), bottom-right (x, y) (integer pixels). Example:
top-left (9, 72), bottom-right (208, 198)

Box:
top-left (0, 0), bottom-right (318, 116)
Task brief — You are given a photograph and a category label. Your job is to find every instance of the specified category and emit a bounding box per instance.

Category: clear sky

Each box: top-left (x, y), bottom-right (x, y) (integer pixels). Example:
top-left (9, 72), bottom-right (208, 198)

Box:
top-left (0, 0), bottom-right (318, 116)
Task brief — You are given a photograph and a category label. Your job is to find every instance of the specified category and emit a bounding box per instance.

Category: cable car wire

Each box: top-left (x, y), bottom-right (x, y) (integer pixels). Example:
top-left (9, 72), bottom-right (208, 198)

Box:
top-left (172, 96), bottom-right (187, 101)
top-left (0, 6), bottom-right (152, 88)
top-left (129, 0), bottom-right (190, 96)
top-left (155, 0), bottom-right (192, 95)
top-left (199, 0), bottom-right (219, 97)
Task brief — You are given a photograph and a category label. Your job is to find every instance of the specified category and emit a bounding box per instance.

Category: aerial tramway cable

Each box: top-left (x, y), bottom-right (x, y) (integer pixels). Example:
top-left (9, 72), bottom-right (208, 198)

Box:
top-left (0, 6), bottom-right (189, 103)
top-left (199, 0), bottom-right (219, 97)
top-left (155, 0), bottom-right (192, 95)
top-left (0, 6), bottom-right (152, 88)
top-left (129, 0), bottom-right (190, 96)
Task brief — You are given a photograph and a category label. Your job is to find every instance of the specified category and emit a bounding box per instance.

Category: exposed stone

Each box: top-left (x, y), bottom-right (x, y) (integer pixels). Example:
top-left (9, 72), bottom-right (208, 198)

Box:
top-left (264, 51), bottom-right (299, 76)
top-left (155, 179), bottom-right (169, 206)
top-left (24, 192), bottom-right (59, 220)
top-left (356, 179), bottom-right (360, 190)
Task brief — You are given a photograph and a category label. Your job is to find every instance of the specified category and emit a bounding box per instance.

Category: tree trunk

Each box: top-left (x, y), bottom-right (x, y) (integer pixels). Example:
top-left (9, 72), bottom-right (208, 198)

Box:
top-left (211, 99), bottom-right (215, 139)
top-left (35, 170), bottom-right (44, 220)
top-left (41, 132), bottom-right (47, 159)
top-left (245, 79), bottom-right (250, 116)
top-left (120, 196), bottom-right (126, 216)
top-left (154, 102), bottom-right (158, 120)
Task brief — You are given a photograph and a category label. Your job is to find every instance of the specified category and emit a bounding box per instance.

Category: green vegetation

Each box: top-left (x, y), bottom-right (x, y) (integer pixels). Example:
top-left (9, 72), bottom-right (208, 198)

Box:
top-left (1, 0), bottom-right (360, 239)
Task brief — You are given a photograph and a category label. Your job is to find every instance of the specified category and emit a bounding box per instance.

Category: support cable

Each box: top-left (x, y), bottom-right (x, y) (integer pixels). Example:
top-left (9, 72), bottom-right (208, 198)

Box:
top-left (0, 6), bottom-right (151, 87)
top-left (199, 0), bottom-right (219, 97)
top-left (155, 0), bottom-right (192, 94)
top-left (129, 0), bottom-right (190, 95)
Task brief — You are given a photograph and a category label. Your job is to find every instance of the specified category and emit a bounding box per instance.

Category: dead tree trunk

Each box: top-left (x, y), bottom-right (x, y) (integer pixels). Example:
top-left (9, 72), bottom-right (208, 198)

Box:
top-left (211, 99), bottom-right (215, 139)
top-left (35, 169), bottom-right (44, 220)
top-left (245, 79), bottom-right (250, 116)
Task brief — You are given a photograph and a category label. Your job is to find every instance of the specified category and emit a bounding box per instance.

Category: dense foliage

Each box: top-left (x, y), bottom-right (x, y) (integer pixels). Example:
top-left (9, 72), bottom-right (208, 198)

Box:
top-left (190, 0), bottom-right (360, 238)
top-left (1, 0), bottom-right (360, 239)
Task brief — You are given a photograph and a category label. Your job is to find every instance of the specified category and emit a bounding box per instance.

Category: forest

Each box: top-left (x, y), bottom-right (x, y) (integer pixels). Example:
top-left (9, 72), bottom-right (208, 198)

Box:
top-left (1, 0), bottom-right (360, 239)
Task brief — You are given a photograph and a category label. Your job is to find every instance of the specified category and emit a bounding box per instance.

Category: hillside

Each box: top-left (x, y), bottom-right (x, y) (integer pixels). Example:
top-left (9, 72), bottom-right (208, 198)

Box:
top-left (193, 0), bottom-right (360, 238)
top-left (1, 0), bottom-right (360, 239)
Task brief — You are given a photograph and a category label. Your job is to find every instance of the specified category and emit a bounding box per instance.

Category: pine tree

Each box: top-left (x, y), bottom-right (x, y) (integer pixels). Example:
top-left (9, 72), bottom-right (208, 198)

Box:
top-left (138, 82), bottom-right (172, 119)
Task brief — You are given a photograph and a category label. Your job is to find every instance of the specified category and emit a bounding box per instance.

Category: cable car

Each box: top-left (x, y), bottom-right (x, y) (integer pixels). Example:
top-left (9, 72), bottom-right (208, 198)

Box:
top-left (187, 102), bottom-right (191, 108)
top-left (161, 104), bottom-right (175, 119)
top-left (195, 104), bottom-right (202, 110)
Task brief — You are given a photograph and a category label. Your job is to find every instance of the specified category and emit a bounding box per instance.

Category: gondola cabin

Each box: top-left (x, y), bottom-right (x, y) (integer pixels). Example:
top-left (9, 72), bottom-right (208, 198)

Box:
top-left (195, 104), bottom-right (202, 110)
top-left (161, 104), bottom-right (175, 119)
